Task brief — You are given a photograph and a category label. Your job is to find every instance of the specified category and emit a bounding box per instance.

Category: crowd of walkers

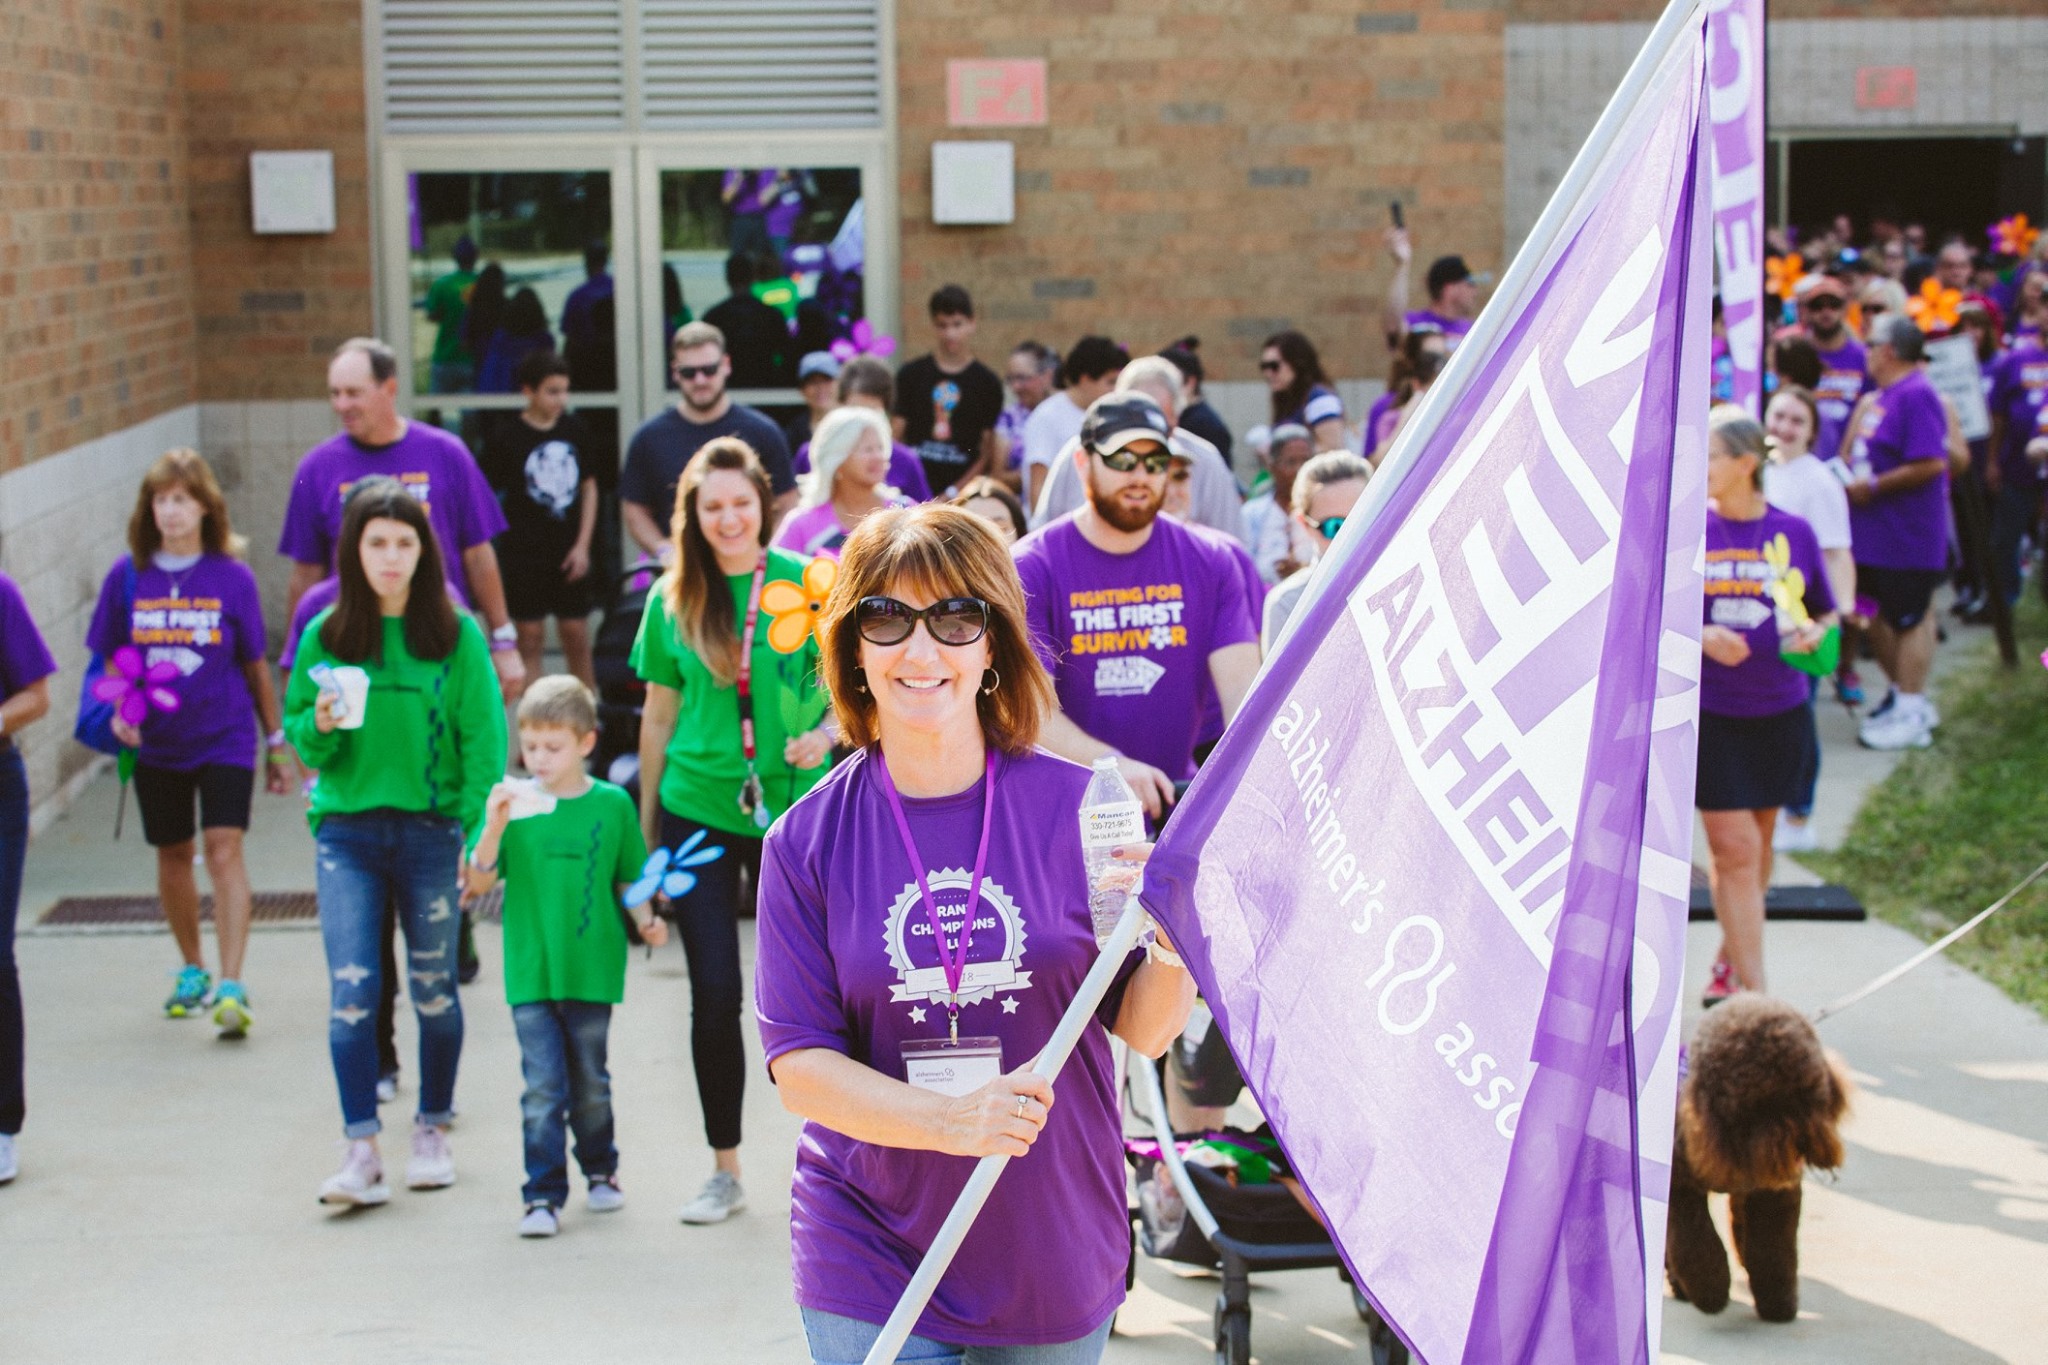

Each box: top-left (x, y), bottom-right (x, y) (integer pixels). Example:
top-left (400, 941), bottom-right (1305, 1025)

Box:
top-left (1, 212), bottom-right (2044, 1361)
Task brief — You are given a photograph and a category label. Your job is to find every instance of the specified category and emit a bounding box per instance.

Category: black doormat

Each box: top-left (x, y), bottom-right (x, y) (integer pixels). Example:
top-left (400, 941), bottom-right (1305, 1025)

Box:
top-left (39, 888), bottom-right (503, 926)
top-left (1686, 883), bottom-right (1865, 921)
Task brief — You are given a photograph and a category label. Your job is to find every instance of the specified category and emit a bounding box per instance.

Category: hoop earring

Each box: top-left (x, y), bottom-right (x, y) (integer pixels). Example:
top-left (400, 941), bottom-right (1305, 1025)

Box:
top-left (980, 668), bottom-right (1000, 696)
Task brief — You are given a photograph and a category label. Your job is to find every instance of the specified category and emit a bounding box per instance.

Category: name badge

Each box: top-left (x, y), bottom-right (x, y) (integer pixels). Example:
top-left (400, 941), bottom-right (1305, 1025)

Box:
top-left (901, 1037), bottom-right (1003, 1098)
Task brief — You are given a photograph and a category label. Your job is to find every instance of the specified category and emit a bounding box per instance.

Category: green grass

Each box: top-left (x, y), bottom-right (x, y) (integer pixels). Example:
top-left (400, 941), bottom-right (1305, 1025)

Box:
top-left (1802, 595), bottom-right (2048, 1019)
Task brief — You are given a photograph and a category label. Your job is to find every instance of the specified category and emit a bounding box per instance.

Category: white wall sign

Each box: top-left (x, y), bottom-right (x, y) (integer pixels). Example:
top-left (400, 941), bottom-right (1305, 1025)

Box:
top-left (931, 141), bottom-right (1015, 226)
top-left (250, 151), bottom-right (337, 234)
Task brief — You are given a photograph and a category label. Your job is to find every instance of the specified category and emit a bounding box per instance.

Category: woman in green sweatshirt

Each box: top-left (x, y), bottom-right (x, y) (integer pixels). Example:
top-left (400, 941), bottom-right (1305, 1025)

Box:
top-left (285, 477), bottom-right (507, 1207)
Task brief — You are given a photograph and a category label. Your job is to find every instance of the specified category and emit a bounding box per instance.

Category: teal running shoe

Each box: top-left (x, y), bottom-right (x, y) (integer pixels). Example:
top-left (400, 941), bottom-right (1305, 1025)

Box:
top-left (212, 979), bottom-right (252, 1038)
top-left (165, 964), bottom-right (212, 1019)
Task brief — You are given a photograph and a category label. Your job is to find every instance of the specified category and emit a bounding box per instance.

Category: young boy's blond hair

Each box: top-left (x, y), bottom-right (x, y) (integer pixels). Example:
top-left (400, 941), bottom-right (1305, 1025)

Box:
top-left (516, 674), bottom-right (598, 736)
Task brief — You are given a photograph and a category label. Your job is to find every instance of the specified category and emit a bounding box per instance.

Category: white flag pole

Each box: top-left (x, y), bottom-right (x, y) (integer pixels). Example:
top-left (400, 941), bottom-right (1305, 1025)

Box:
top-left (1272, 0), bottom-right (1710, 650)
top-left (860, 897), bottom-right (1151, 1365)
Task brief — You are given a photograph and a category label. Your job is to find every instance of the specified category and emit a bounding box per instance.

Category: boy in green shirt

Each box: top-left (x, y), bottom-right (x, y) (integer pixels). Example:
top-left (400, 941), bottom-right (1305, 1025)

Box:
top-left (464, 677), bottom-right (665, 1238)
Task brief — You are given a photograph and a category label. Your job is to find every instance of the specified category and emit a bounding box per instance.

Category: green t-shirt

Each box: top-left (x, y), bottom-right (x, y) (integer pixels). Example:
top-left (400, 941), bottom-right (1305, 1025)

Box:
top-left (425, 268), bottom-right (478, 366)
top-left (285, 612), bottom-right (508, 840)
top-left (628, 548), bottom-right (832, 835)
top-left (483, 780), bottom-right (648, 1007)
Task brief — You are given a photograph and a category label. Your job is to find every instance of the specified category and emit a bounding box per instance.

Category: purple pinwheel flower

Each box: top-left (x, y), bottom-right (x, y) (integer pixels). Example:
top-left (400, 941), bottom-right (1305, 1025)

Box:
top-left (829, 318), bottom-right (898, 363)
top-left (92, 645), bottom-right (182, 727)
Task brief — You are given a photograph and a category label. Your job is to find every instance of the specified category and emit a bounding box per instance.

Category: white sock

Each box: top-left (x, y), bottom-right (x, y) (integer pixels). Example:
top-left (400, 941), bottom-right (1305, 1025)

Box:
top-left (1897, 691), bottom-right (1927, 717)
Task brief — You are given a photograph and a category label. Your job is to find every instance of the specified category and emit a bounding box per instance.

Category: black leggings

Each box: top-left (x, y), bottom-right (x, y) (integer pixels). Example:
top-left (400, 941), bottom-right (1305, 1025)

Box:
top-left (658, 808), bottom-right (762, 1152)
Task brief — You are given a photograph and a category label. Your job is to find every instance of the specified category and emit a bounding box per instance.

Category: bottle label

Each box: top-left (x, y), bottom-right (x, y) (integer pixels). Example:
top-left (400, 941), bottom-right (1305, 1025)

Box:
top-left (1081, 802), bottom-right (1143, 847)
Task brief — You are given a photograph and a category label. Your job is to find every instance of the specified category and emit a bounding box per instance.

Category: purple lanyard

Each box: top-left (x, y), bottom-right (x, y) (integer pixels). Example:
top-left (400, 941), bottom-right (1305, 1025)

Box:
top-left (875, 747), bottom-right (996, 1040)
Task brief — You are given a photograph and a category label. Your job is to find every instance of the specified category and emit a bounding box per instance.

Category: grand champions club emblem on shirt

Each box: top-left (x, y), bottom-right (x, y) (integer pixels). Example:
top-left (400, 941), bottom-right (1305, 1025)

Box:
top-left (882, 870), bottom-right (1031, 1008)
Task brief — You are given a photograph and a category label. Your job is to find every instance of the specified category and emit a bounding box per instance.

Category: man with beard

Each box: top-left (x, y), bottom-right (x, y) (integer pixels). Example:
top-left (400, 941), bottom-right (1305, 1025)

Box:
top-left (1795, 274), bottom-right (1867, 463)
top-left (1012, 394), bottom-right (1260, 819)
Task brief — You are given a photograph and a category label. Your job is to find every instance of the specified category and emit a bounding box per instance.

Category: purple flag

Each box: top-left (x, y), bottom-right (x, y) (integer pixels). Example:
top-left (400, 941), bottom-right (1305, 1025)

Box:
top-left (1708, 0), bottom-right (1766, 415)
top-left (1140, 16), bottom-right (1712, 1364)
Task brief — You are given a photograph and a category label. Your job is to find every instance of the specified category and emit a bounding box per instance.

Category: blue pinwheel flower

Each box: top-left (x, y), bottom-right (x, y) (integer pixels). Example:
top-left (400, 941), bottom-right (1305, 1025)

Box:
top-left (623, 829), bottom-right (726, 908)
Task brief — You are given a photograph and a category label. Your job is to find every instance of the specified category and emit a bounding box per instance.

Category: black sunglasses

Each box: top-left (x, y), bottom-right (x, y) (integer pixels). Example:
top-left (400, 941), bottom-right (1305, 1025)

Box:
top-left (856, 596), bottom-right (990, 647)
top-left (673, 362), bottom-right (721, 380)
top-left (1316, 515), bottom-right (1346, 540)
top-left (1258, 359), bottom-right (1284, 373)
top-left (1092, 444), bottom-right (1174, 475)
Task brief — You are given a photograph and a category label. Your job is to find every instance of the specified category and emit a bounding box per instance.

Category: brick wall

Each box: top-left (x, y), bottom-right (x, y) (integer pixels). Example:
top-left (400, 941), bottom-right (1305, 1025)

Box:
top-left (0, 0), bottom-right (196, 474)
top-left (183, 0), bottom-right (374, 402)
top-left (894, 0), bottom-right (1505, 390)
top-left (1508, 0), bottom-right (2045, 19)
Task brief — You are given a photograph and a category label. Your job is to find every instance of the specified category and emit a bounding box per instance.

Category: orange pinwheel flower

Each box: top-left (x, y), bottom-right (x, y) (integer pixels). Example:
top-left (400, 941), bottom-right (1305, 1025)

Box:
top-left (1764, 253), bottom-right (1806, 300)
top-left (1990, 214), bottom-right (2040, 259)
top-left (1904, 277), bottom-right (1962, 332)
top-left (762, 556), bottom-right (837, 654)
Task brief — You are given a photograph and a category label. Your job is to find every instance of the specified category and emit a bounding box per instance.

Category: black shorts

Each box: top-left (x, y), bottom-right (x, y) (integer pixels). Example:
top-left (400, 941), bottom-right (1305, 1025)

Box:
top-left (1694, 705), bottom-right (1815, 812)
top-left (499, 538), bottom-right (595, 623)
top-left (133, 763), bottom-right (254, 846)
top-left (1855, 563), bottom-right (1947, 631)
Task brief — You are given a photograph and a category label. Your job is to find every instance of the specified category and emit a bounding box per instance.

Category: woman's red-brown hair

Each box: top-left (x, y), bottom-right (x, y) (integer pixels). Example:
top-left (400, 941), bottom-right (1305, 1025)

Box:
top-left (819, 505), bottom-right (1054, 756)
top-left (127, 448), bottom-right (246, 564)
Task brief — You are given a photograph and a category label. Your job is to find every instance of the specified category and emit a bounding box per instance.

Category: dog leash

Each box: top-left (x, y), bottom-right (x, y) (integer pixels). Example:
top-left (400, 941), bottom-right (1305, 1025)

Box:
top-left (1810, 854), bottom-right (2048, 1024)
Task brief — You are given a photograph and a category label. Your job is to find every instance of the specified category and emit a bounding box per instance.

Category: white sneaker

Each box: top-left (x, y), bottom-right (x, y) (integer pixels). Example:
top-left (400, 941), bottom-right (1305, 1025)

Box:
top-left (318, 1139), bottom-right (389, 1206)
top-left (587, 1176), bottom-right (625, 1213)
top-left (1859, 704), bottom-right (1933, 751)
top-left (0, 1132), bottom-right (17, 1185)
top-left (406, 1123), bottom-right (457, 1189)
top-left (677, 1171), bottom-right (746, 1225)
top-left (1921, 696), bottom-right (1941, 728)
top-left (1773, 819), bottom-right (1819, 853)
top-left (376, 1072), bottom-right (399, 1105)
top-left (519, 1202), bottom-right (560, 1238)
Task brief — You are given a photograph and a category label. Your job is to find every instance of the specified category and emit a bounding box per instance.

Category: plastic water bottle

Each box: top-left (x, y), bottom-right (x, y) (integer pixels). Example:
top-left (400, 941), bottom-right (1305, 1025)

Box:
top-left (1079, 756), bottom-right (1145, 947)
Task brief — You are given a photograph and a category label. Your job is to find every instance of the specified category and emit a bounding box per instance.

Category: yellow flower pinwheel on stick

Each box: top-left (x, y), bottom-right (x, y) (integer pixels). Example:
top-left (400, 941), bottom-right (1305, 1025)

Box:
top-left (763, 556), bottom-right (837, 654)
top-left (1762, 532), bottom-right (1810, 631)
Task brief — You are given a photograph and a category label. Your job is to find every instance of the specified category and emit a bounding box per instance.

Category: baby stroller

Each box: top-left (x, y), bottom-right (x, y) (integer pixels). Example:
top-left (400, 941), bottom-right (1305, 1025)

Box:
top-left (1124, 1047), bottom-right (1409, 1365)
top-left (590, 555), bottom-right (663, 795)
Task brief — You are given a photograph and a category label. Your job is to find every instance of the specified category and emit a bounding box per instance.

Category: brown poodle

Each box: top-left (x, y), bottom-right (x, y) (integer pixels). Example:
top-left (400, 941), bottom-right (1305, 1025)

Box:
top-left (1666, 994), bottom-right (1851, 1323)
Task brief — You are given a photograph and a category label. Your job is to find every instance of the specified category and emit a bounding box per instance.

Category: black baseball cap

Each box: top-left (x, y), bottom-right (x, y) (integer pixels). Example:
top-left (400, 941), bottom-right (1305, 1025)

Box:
top-left (1428, 254), bottom-right (1480, 296)
top-left (1081, 394), bottom-right (1178, 456)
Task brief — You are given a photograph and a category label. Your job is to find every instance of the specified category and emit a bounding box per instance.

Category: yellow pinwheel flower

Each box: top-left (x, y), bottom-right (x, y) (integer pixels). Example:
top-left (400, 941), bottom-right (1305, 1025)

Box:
top-left (1991, 214), bottom-right (2039, 259)
top-left (762, 556), bottom-right (837, 654)
top-left (1904, 277), bottom-right (1962, 332)
top-left (1764, 253), bottom-right (1806, 301)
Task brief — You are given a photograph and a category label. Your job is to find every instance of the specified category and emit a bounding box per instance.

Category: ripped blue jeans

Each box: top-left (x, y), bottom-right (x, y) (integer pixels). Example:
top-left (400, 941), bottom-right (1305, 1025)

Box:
top-left (315, 811), bottom-right (466, 1137)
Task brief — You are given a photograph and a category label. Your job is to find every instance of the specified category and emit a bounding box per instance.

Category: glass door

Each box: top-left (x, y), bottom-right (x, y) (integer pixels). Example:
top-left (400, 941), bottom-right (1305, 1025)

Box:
top-left (635, 135), bottom-right (894, 429)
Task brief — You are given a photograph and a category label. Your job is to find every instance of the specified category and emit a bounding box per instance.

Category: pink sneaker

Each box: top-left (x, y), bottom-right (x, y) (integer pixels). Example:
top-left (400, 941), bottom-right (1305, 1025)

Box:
top-left (318, 1139), bottom-right (389, 1206)
top-left (1700, 957), bottom-right (1738, 1008)
top-left (406, 1123), bottom-right (457, 1189)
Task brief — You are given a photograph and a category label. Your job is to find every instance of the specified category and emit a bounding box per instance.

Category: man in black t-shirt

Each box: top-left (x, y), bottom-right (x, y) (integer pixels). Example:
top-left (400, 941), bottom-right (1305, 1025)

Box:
top-left (892, 284), bottom-right (1004, 498)
top-left (619, 320), bottom-right (796, 561)
top-left (477, 350), bottom-right (600, 686)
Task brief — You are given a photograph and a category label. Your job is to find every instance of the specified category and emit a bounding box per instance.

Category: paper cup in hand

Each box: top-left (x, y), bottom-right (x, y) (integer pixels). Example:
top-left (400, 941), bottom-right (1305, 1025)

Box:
top-left (327, 666), bottom-right (371, 730)
top-left (504, 780), bottom-right (558, 821)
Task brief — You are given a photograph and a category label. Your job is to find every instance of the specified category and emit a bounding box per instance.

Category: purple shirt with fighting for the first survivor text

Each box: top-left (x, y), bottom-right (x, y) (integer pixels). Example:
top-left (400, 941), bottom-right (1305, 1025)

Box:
top-left (753, 747), bottom-right (1140, 1347)
top-left (277, 423), bottom-right (506, 599)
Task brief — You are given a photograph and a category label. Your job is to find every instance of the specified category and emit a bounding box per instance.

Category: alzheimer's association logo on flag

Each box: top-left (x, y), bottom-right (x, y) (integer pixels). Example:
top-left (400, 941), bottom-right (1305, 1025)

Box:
top-left (1141, 10), bottom-right (1714, 1363)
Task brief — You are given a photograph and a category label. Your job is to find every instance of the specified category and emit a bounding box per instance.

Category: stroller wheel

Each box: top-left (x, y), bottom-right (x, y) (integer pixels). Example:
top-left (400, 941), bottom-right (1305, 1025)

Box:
top-left (1213, 1304), bottom-right (1250, 1365)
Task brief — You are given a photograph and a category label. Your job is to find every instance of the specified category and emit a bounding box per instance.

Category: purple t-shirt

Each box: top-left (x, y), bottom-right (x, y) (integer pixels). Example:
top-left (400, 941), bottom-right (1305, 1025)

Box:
top-left (87, 555), bottom-right (266, 771)
top-left (277, 423), bottom-right (507, 600)
top-left (791, 437), bottom-right (934, 502)
top-left (1360, 390), bottom-right (1397, 459)
top-left (1812, 338), bottom-right (1869, 464)
top-left (1189, 523), bottom-right (1266, 750)
top-left (771, 497), bottom-right (911, 559)
top-left (1702, 507), bottom-right (1836, 718)
top-left (1405, 308), bottom-right (1472, 349)
top-left (1990, 341), bottom-right (2048, 492)
top-left (1013, 514), bottom-right (1258, 781)
top-left (754, 747), bottom-right (1140, 1346)
top-left (0, 572), bottom-right (58, 702)
top-left (279, 575), bottom-right (470, 672)
top-left (1847, 367), bottom-right (1951, 572)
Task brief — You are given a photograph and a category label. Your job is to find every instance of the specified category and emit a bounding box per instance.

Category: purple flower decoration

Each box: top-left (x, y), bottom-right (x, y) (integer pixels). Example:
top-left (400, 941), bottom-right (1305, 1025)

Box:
top-left (92, 646), bottom-right (181, 727)
top-left (829, 318), bottom-right (897, 363)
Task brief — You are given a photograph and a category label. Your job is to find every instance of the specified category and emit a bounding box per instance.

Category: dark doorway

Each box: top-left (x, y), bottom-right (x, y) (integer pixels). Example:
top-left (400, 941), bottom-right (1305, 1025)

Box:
top-left (1783, 135), bottom-right (2045, 244)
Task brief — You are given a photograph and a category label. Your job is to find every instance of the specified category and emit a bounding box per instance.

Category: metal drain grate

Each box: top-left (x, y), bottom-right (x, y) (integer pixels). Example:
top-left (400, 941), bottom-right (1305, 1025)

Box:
top-left (39, 888), bottom-right (502, 926)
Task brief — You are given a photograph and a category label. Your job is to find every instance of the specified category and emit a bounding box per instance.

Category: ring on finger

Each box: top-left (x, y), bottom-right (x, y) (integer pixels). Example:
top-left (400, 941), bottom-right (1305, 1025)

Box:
top-left (1014, 1095), bottom-right (1030, 1119)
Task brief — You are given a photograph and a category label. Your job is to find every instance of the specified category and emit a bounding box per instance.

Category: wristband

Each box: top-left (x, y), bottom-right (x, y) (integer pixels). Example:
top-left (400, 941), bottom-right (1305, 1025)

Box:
top-left (467, 848), bottom-right (499, 875)
top-left (266, 729), bottom-right (287, 749)
top-left (489, 623), bottom-right (519, 653)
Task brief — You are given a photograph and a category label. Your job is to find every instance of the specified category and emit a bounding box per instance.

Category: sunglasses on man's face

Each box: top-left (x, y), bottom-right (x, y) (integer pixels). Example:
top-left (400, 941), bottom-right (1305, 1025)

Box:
top-left (1315, 515), bottom-right (1346, 540)
top-left (855, 596), bottom-right (990, 647)
top-left (1004, 371), bottom-right (1039, 386)
top-left (673, 362), bottom-right (721, 380)
top-left (1093, 443), bottom-right (1173, 475)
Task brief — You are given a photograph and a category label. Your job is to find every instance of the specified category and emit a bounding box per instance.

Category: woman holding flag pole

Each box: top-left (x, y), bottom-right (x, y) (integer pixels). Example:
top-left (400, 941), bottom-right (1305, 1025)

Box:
top-left (753, 504), bottom-right (1193, 1363)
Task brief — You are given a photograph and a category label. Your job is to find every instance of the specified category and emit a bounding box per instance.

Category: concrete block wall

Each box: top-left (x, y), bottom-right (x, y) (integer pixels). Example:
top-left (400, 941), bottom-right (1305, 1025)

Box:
top-left (893, 0), bottom-right (1506, 395)
top-left (0, 0), bottom-right (197, 473)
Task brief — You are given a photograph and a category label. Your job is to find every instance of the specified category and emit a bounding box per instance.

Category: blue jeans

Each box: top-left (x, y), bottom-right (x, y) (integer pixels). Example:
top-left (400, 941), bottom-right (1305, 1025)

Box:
top-left (511, 1000), bottom-right (617, 1206)
top-left (315, 811), bottom-right (466, 1137)
top-left (799, 1309), bottom-right (1114, 1365)
top-left (0, 746), bottom-right (27, 1135)
top-left (1787, 677), bottom-right (1821, 821)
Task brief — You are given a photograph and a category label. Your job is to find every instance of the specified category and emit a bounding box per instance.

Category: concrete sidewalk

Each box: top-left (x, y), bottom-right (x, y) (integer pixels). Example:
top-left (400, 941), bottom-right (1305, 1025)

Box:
top-left (4, 627), bottom-right (2045, 1362)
